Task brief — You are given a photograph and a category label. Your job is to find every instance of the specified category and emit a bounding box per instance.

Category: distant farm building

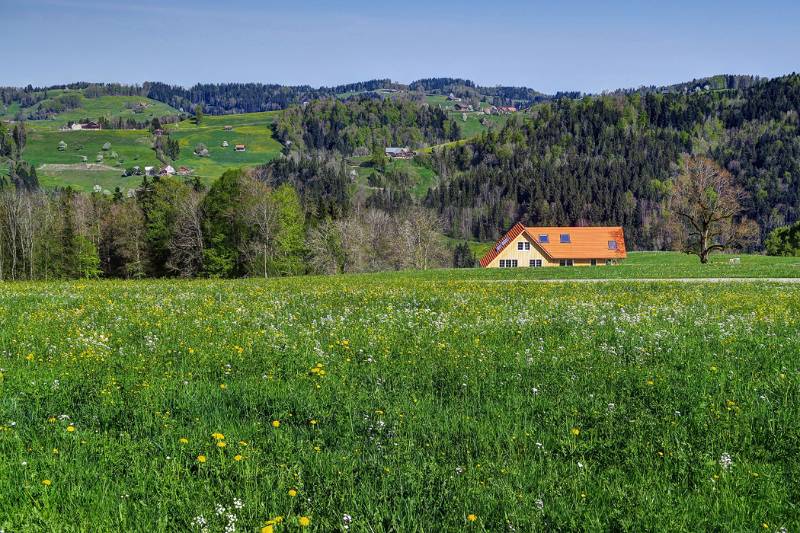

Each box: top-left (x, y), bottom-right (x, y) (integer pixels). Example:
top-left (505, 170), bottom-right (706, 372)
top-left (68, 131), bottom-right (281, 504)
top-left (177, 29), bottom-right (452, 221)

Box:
top-left (496, 106), bottom-right (517, 114)
top-left (178, 166), bottom-right (192, 176)
top-left (222, 140), bottom-right (229, 147)
top-left (480, 223), bottom-right (627, 268)
top-left (385, 147), bottom-right (415, 159)
top-left (454, 102), bottom-right (473, 112)
top-left (224, 125), bottom-right (233, 131)
top-left (234, 144), bottom-right (246, 152)
top-left (144, 166), bottom-right (155, 177)
top-left (82, 121), bottom-right (101, 130)
top-left (160, 165), bottom-right (176, 176)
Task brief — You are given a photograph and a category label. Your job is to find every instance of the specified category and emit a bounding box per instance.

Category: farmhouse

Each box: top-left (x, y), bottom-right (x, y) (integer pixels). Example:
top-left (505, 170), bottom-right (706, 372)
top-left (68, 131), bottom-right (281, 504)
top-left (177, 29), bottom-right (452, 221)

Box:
top-left (480, 222), bottom-right (627, 268)
top-left (160, 165), bottom-right (176, 176)
top-left (82, 121), bottom-right (101, 130)
top-left (224, 125), bottom-right (233, 131)
top-left (234, 144), bottom-right (246, 152)
top-left (385, 147), bottom-right (415, 159)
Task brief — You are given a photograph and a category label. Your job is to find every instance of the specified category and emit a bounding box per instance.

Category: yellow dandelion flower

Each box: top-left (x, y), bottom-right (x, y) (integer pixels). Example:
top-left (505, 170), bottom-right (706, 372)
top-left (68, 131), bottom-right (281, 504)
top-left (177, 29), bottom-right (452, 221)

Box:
top-left (261, 527), bottom-right (274, 533)
top-left (42, 479), bottom-right (52, 486)
top-left (467, 514), bottom-right (477, 522)
top-left (217, 441), bottom-right (226, 448)
top-left (219, 384), bottom-right (227, 390)
top-left (179, 438), bottom-right (189, 444)
top-left (298, 516), bottom-right (310, 527)
top-left (197, 454), bottom-right (207, 463)
top-left (66, 425), bottom-right (76, 432)
top-left (234, 454), bottom-right (243, 461)
top-left (212, 432), bottom-right (224, 440)
top-left (570, 427), bottom-right (580, 436)
top-left (288, 489), bottom-right (297, 497)
top-left (272, 420), bottom-right (280, 428)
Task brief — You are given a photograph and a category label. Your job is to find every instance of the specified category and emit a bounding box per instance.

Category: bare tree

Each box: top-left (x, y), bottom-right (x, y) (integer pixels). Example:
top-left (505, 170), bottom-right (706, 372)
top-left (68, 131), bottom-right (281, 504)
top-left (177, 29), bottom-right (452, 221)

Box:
top-left (240, 177), bottom-right (278, 278)
top-left (393, 208), bottom-right (444, 270)
top-left (167, 191), bottom-right (204, 277)
top-left (669, 156), bottom-right (759, 263)
top-left (307, 219), bottom-right (345, 275)
top-left (108, 201), bottom-right (147, 278)
top-left (0, 189), bottom-right (22, 279)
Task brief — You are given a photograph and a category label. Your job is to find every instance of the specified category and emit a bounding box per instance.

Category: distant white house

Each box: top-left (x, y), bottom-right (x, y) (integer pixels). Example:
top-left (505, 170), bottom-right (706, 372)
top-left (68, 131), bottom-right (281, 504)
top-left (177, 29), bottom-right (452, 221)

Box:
top-left (161, 165), bottom-right (176, 176)
top-left (234, 144), bottom-right (246, 152)
top-left (385, 147), bottom-right (415, 159)
top-left (144, 166), bottom-right (155, 176)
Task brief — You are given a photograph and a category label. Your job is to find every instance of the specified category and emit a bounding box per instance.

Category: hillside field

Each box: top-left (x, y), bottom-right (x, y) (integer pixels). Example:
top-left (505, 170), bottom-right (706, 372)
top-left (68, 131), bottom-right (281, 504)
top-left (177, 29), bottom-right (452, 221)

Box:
top-left (4, 90), bottom-right (284, 192)
top-left (1, 255), bottom-right (799, 531)
top-left (8, 89), bottom-right (515, 193)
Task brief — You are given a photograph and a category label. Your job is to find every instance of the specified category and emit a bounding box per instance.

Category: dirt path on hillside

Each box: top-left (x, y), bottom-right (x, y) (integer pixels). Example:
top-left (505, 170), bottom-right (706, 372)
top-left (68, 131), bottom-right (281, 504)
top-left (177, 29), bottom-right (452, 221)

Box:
top-left (38, 163), bottom-right (120, 172)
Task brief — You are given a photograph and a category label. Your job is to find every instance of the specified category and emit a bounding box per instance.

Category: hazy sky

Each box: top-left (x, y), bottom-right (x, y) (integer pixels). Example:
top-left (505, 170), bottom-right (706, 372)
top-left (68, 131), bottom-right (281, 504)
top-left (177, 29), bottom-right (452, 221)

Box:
top-left (3, 0), bottom-right (799, 93)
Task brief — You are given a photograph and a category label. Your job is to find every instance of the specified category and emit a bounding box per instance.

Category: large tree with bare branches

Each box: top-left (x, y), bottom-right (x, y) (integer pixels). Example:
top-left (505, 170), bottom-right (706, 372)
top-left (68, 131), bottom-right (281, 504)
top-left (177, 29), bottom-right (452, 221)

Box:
top-left (669, 156), bottom-right (759, 263)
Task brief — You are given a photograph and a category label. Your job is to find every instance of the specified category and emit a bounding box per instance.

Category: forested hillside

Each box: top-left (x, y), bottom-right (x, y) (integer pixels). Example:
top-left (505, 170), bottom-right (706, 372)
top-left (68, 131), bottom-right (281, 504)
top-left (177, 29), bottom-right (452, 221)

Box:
top-left (273, 97), bottom-right (462, 154)
top-left (2, 73), bottom-right (800, 280)
top-left (423, 74), bottom-right (800, 248)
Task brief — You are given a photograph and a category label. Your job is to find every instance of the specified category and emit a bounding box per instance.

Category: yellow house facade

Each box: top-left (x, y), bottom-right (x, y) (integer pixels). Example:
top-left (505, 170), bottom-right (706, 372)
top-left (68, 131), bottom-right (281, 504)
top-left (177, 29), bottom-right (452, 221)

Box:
top-left (480, 223), bottom-right (627, 268)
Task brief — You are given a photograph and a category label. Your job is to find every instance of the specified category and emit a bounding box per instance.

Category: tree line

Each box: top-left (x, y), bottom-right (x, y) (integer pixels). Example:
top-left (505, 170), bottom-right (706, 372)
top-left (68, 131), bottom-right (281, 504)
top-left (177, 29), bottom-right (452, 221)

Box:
top-left (0, 167), bottom-right (451, 281)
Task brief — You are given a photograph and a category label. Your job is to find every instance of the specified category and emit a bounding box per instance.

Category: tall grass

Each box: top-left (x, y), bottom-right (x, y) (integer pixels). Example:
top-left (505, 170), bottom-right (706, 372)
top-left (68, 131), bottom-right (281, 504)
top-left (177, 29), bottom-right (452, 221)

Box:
top-left (0, 275), bottom-right (798, 530)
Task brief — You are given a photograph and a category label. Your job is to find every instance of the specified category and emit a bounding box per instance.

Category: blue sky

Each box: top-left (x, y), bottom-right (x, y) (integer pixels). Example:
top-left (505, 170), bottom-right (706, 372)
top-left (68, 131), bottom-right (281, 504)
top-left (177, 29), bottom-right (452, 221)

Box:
top-left (3, 0), bottom-right (799, 93)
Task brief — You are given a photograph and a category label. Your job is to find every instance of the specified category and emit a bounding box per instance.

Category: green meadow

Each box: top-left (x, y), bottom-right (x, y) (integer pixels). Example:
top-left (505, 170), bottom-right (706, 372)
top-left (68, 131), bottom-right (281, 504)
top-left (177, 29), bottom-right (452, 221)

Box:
top-left (10, 91), bottom-right (283, 191)
top-left (2, 91), bottom-right (179, 128)
top-left (0, 260), bottom-right (798, 531)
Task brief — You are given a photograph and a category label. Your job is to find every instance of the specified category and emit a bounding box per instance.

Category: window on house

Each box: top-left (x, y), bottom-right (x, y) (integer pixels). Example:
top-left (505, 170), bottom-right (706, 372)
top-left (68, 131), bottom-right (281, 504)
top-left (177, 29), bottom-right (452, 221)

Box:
top-left (517, 241), bottom-right (531, 251)
top-left (538, 234), bottom-right (549, 243)
top-left (529, 259), bottom-right (542, 267)
top-left (559, 259), bottom-right (574, 266)
top-left (510, 259), bottom-right (518, 267)
top-left (560, 234), bottom-right (571, 243)
top-left (591, 259), bottom-right (597, 266)
top-left (608, 240), bottom-right (618, 250)
top-left (499, 259), bottom-right (518, 268)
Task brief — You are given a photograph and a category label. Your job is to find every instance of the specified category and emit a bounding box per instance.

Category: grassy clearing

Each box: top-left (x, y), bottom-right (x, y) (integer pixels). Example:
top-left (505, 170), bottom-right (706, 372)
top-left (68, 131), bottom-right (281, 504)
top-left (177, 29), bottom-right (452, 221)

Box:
top-left (21, 107), bottom-right (282, 191)
top-left (426, 251), bottom-right (800, 280)
top-left (0, 271), bottom-right (798, 531)
top-left (4, 93), bottom-right (179, 130)
top-left (167, 113), bottom-right (283, 179)
top-left (450, 112), bottom-right (508, 138)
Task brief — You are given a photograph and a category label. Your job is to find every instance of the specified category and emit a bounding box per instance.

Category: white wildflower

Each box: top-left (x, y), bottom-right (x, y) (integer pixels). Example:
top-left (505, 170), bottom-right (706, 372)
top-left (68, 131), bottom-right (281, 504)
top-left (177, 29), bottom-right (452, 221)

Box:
top-left (719, 453), bottom-right (733, 470)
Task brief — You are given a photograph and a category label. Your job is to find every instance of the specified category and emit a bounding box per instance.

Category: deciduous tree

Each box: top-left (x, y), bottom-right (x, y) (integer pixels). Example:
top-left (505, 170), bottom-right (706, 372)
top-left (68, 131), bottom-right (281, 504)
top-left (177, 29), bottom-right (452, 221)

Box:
top-left (669, 156), bottom-right (759, 263)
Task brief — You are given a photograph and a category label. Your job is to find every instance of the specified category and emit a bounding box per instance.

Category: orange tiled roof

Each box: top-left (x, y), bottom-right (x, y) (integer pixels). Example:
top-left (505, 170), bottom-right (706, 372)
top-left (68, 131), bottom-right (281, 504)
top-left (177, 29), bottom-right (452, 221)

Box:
top-left (479, 223), bottom-right (626, 266)
top-left (524, 226), bottom-right (627, 259)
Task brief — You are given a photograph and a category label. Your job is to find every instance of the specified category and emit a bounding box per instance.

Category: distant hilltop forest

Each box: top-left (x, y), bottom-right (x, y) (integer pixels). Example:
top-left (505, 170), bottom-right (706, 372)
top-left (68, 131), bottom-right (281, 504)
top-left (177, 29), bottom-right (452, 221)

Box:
top-left (0, 74), bottom-right (760, 117)
top-left (1, 72), bottom-right (799, 280)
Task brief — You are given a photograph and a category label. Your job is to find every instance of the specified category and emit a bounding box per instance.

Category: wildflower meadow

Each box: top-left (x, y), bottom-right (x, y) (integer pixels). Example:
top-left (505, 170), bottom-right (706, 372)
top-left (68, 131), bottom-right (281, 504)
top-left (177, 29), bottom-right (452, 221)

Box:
top-left (0, 274), bottom-right (798, 531)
